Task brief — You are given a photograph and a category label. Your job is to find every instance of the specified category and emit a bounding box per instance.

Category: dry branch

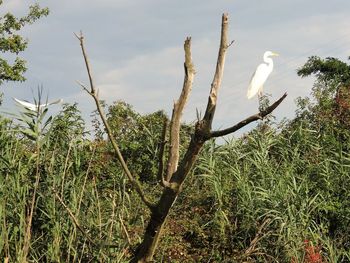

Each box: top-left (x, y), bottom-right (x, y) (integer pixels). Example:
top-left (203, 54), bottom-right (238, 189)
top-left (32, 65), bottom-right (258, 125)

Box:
top-left (169, 14), bottom-right (231, 188)
top-left (202, 13), bottom-right (230, 129)
top-left (242, 219), bottom-right (272, 260)
top-left (210, 93), bottom-right (287, 138)
top-left (53, 190), bottom-right (97, 246)
top-left (165, 37), bottom-right (195, 181)
top-left (75, 32), bottom-right (154, 210)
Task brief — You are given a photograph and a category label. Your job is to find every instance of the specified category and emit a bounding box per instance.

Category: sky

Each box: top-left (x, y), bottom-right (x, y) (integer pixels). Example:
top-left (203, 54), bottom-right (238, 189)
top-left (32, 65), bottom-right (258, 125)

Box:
top-left (1, 0), bottom-right (350, 137)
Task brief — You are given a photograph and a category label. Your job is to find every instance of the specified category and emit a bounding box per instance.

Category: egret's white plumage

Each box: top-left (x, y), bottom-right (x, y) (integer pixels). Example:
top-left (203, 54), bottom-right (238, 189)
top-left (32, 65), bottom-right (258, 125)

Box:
top-left (13, 98), bottom-right (63, 111)
top-left (247, 51), bottom-right (279, 99)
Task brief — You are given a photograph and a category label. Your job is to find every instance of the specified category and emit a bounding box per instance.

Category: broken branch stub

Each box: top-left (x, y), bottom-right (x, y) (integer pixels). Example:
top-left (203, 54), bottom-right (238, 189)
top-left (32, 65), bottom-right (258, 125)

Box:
top-left (202, 13), bottom-right (229, 131)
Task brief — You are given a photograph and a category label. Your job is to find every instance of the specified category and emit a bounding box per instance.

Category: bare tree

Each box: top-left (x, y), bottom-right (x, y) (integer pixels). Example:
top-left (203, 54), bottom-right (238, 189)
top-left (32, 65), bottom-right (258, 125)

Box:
top-left (76, 13), bottom-right (287, 263)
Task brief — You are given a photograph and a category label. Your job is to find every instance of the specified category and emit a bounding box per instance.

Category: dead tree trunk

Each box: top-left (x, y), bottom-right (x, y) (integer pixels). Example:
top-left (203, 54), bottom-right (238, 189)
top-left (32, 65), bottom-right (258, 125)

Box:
top-left (132, 136), bottom-right (205, 262)
top-left (76, 13), bottom-right (287, 263)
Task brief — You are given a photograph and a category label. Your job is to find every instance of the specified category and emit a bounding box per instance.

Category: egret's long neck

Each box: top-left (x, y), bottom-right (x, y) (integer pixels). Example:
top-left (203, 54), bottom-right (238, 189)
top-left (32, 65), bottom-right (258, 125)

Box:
top-left (264, 56), bottom-right (273, 71)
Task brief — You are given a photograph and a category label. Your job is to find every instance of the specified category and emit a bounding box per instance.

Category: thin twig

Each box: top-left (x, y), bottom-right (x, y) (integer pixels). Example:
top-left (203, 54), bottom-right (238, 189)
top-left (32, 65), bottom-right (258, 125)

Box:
top-left (76, 32), bottom-right (95, 94)
top-left (76, 80), bottom-right (92, 95)
top-left (210, 93), bottom-right (287, 138)
top-left (75, 32), bottom-right (155, 210)
top-left (243, 218), bottom-right (272, 258)
top-left (227, 39), bottom-right (235, 48)
top-left (119, 214), bottom-right (131, 245)
top-left (53, 189), bottom-right (97, 246)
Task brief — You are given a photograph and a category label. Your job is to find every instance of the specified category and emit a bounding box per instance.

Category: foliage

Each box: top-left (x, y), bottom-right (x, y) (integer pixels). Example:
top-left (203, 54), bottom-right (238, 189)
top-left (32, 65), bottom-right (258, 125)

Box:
top-left (106, 100), bottom-right (164, 182)
top-left (106, 100), bottom-right (192, 182)
top-left (1, 103), bottom-right (349, 262)
top-left (1, 53), bottom-right (350, 261)
top-left (0, 101), bottom-right (136, 262)
top-left (49, 102), bottom-right (86, 147)
top-left (297, 56), bottom-right (350, 87)
top-left (296, 56), bottom-right (350, 132)
top-left (0, 1), bottom-right (49, 85)
top-left (159, 117), bottom-right (348, 262)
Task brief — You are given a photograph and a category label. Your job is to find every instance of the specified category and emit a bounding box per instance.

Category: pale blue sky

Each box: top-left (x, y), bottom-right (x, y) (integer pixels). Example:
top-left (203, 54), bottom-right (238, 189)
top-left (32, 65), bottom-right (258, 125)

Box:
top-left (1, 0), bottom-right (350, 135)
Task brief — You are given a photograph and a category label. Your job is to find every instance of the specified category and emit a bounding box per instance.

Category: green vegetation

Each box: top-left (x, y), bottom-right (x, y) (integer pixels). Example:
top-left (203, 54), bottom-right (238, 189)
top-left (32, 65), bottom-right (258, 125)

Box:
top-left (1, 10), bottom-right (350, 261)
top-left (1, 54), bottom-right (350, 262)
top-left (0, 1), bottom-right (49, 85)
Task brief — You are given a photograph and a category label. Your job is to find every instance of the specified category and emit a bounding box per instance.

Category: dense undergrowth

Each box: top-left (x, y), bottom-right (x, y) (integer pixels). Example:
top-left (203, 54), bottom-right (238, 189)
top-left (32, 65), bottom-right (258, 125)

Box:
top-left (1, 56), bottom-right (350, 262)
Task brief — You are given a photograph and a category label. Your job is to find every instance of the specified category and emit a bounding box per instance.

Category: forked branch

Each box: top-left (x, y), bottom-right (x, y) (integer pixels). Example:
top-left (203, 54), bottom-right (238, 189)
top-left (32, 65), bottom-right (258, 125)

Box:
top-left (75, 32), bottom-right (154, 210)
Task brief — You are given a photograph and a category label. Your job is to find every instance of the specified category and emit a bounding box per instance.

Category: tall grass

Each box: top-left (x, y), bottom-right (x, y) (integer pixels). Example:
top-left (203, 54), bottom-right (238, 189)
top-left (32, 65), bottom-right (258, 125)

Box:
top-left (192, 123), bottom-right (350, 262)
top-left (1, 99), bottom-right (350, 262)
top-left (0, 104), bottom-right (139, 262)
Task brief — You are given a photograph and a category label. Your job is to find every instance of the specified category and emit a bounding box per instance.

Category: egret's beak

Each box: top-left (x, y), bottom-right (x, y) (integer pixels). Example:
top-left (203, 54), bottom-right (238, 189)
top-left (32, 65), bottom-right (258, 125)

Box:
top-left (272, 52), bottom-right (279, 56)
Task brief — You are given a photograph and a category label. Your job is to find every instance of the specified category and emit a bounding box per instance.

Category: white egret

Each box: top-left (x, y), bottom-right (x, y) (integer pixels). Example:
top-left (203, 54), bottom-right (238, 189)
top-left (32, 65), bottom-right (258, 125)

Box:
top-left (13, 97), bottom-right (63, 111)
top-left (247, 51), bottom-right (279, 99)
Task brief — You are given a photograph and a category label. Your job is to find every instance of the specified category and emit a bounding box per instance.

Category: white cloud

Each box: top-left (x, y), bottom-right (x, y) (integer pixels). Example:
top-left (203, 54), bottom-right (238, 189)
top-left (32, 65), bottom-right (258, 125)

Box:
top-left (2, 0), bottom-right (350, 137)
top-left (96, 45), bottom-right (184, 113)
top-left (74, 9), bottom-right (350, 130)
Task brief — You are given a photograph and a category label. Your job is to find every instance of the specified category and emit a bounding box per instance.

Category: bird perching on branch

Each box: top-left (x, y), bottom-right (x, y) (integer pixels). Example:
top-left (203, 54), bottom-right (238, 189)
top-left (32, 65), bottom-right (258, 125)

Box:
top-left (247, 51), bottom-right (279, 99)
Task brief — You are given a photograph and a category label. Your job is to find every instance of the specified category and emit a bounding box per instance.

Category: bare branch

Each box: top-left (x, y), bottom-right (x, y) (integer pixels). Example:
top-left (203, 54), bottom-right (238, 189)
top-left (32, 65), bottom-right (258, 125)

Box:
top-left (76, 80), bottom-right (92, 95)
top-left (76, 33), bottom-right (155, 210)
top-left (210, 93), bottom-right (287, 138)
top-left (119, 214), bottom-right (131, 245)
top-left (165, 37), bottom-right (195, 181)
top-left (227, 39), bottom-right (235, 48)
top-left (168, 14), bottom-right (230, 186)
top-left (75, 32), bottom-right (96, 94)
top-left (202, 13), bottom-right (229, 129)
top-left (242, 218), bottom-right (272, 259)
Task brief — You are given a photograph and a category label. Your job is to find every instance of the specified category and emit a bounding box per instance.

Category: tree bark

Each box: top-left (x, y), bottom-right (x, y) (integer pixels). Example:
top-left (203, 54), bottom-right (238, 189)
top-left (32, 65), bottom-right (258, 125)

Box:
top-left (132, 135), bottom-right (205, 262)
